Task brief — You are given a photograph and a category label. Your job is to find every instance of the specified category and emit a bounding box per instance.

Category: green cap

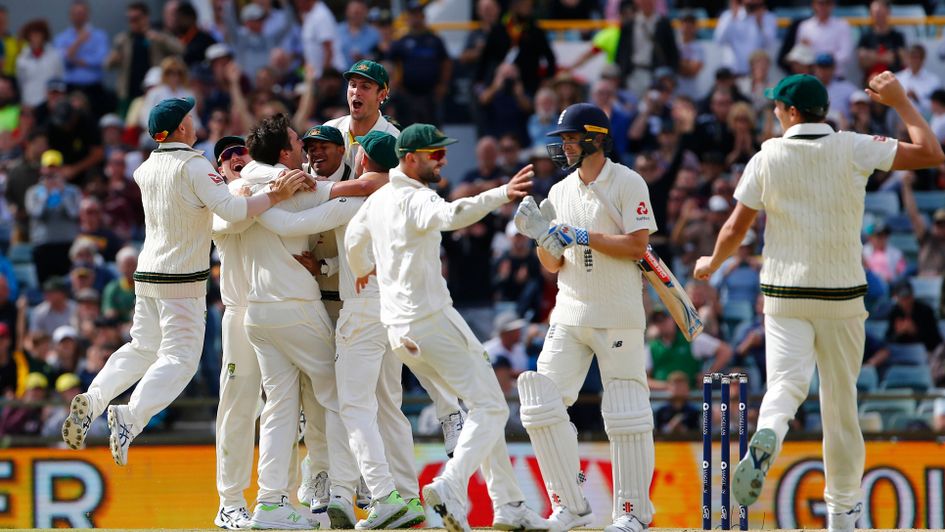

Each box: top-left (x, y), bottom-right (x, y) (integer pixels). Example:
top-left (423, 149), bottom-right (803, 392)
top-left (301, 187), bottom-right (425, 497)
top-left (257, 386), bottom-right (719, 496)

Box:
top-left (764, 74), bottom-right (829, 116)
top-left (395, 124), bottom-right (458, 155)
top-left (343, 60), bottom-right (389, 88)
top-left (356, 131), bottom-right (399, 170)
top-left (148, 96), bottom-right (195, 142)
top-left (301, 125), bottom-right (344, 146)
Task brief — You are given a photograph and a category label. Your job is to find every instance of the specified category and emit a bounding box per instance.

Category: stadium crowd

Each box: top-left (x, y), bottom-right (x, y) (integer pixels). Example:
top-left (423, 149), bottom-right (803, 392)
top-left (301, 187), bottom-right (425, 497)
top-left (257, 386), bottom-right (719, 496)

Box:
top-left (0, 0), bottom-right (943, 442)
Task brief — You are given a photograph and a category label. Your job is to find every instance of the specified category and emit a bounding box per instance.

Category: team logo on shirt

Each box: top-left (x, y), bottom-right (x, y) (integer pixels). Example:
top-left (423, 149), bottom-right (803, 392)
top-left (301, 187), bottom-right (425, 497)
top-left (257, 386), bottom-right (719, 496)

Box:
top-left (208, 173), bottom-right (225, 184)
top-left (872, 135), bottom-right (888, 142)
top-left (637, 202), bottom-right (649, 215)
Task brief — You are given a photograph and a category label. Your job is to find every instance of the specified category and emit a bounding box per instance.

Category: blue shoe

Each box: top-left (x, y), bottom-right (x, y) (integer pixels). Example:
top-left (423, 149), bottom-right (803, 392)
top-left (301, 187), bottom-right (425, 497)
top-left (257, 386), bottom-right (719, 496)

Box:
top-left (732, 428), bottom-right (777, 506)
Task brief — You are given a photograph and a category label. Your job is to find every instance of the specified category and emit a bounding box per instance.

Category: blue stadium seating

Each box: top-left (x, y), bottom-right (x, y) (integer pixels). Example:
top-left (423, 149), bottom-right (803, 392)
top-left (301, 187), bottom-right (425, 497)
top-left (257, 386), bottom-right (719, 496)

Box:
top-left (888, 343), bottom-right (930, 366)
top-left (910, 276), bottom-right (942, 316)
top-left (881, 365), bottom-right (934, 392)
top-left (913, 191), bottom-right (945, 213)
top-left (857, 365), bottom-right (879, 393)
top-left (865, 191), bottom-right (900, 217)
top-left (865, 320), bottom-right (888, 339)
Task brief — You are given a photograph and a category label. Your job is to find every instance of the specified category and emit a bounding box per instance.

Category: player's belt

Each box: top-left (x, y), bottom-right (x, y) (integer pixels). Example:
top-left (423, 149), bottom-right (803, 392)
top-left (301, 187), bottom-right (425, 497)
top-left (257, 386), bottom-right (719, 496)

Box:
top-left (760, 284), bottom-right (867, 300)
top-left (321, 290), bottom-right (341, 301)
top-left (133, 269), bottom-right (211, 284)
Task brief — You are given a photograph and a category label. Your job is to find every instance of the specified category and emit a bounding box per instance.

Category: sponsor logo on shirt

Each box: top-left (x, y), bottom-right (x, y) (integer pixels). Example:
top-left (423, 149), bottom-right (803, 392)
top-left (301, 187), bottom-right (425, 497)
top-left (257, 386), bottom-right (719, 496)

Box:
top-left (636, 201), bottom-right (649, 215)
top-left (208, 173), bottom-right (225, 185)
top-left (872, 135), bottom-right (888, 142)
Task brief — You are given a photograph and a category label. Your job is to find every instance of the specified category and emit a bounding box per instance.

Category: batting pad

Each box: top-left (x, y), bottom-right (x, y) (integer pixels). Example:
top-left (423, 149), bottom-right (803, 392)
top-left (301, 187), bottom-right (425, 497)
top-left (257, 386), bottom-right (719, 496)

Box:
top-left (602, 380), bottom-right (655, 523)
top-left (518, 371), bottom-right (585, 510)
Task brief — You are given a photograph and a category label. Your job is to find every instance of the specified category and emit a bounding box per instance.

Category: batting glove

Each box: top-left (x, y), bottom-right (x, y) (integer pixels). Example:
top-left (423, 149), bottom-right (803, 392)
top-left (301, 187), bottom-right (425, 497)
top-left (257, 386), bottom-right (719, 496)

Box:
top-left (549, 224), bottom-right (589, 246)
top-left (513, 196), bottom-right (551, 240)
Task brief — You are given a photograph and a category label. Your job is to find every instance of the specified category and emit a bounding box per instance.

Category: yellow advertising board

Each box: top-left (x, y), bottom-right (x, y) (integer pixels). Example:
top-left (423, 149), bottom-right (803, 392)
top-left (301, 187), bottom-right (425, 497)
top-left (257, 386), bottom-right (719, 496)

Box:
top-left (0, 441), bottom-right (941, 529)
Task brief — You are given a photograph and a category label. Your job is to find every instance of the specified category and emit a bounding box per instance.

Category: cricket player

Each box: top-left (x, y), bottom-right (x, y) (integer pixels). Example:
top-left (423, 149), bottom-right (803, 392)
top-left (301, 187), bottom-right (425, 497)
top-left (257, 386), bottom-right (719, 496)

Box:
top-left (511, 103), bottom-right (658, 532)
top-left (60, 98), bottom-right (305, 466)
top-left (694, 72), bottom-right (944, 532)
top-left (345, 123), bottom-right (548, 532)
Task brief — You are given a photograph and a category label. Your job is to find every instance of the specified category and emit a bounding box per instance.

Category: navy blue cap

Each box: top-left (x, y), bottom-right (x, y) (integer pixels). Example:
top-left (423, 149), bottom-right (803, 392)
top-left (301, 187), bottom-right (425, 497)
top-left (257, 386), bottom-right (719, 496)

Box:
top-left (547, 103), bottom-right (611, 137)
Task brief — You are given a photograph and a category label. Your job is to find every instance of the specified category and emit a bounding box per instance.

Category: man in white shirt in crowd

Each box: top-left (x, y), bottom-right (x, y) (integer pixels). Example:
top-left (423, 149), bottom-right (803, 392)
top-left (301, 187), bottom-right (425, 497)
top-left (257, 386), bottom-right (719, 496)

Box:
top-left (298, 0), bottom-right (345, 77)
top-left (713, 0), bottom-right (777, 77)
top-left (345, 124), bottom-right (548, 532)
top-left (896, 44), bottom-right (943, 116)
top-left (796, 0), bottom-right (853, 74)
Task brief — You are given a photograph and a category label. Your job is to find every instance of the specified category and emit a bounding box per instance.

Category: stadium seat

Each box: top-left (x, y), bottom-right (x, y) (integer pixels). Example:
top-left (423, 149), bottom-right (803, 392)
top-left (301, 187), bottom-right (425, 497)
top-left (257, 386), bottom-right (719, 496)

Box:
top-left (884, 214), bottom-right (915, 233)
top-left (864, 191), bottom-right (899, 217)
top-left (865, 320), bottom-right (888, 339)
top-left (887, 413), bottom-right (931, 431)
top-left (888, 343), bottom-right (929, 366)
top-left (881, 365), bottom-right (933, 392)
top-left (857, 365), bottom-right (879, 393)
top-left (13, 263), bottom-right (37, 291)
top-left (910, 276), bottom-right (942, 316)
top-left (774, 6), bottom-right (812, 20)
top-left (859, 411), bottom-right (883, 432)
top-left (8, 243), bottom-right (32, 264)
top-left (859, 394), bottom-right (915, 419)
top-left (913, 191), bottom-right (945, 213)
top-left (889, 233), bottom-right (920, 263)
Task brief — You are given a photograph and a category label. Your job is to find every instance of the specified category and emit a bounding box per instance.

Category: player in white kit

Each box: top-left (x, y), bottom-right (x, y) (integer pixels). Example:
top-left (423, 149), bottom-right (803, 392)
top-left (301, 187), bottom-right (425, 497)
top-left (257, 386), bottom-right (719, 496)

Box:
top-left (345, 123), bottom-right (549, 532)
top-left (694, 72), bottom-right (944, 532)
top-left (512, 103), bottom-right (658, 532)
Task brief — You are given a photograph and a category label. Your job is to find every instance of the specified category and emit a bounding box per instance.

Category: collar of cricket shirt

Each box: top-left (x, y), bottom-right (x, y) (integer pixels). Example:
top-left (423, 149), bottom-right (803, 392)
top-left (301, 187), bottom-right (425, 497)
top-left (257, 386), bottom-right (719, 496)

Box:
top-left (783, 122), bottom-right (834, 139)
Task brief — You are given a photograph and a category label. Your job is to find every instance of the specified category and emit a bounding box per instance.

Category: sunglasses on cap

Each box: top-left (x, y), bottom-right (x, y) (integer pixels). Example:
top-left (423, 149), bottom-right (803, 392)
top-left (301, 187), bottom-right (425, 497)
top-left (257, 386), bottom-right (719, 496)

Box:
top-left (415, 148), bottom-right (446, 161)
top-left (219, 145), bottom-right (248, 163)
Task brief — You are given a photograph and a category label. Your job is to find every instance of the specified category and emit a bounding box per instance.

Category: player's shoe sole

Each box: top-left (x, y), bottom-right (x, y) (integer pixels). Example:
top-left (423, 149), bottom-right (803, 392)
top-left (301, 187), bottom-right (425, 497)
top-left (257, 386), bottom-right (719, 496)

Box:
top-left (733, 428), bottom-right (777, 506)
top-left (327, 502), bottom-right (356, 529)
top-left (62, 393), bottom-right (91, 450)
top-left (422, 481), bottom-right (469, 532)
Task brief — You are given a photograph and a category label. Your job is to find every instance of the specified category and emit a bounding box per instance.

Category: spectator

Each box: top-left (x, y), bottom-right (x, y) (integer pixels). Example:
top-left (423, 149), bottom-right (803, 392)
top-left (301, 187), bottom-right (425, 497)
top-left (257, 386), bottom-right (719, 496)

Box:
top-left (677, 13), bottom-right (705, 100)
top-left (902, 172), bottom-right (945, 277)
top-left (478, 0), bottom-right (556, 97)
top-left (45, 99), bottom-right (103, 187)
top-left (68, 236), bottom-right (113, 291)
top-left (687, 279), bottom-right (723, 338)
top-left (298, 0), bottom-right (345, 78)
top-left (857, 0), bottom-right (906, 84)
top-left (74, 287), bottom-right (100, 340)
top-left (710, 229), bottom-right (761, 309)
top-left (528, 146), bottom-right (560, 202)
top-left (41, 372), bottom-right (107, 439)
top-left (48, 324), bottom-right (82, 380)
top-left (796, 0), bottom-right (853, 73)
top-left (886, 282), bottom-right (942, 353)
top-left (462, 136), bottom-right (505, 186)
top-left (476, 63), bottom-right (532, 144)
top-left (173, 1), bottom-right (217, 67)
top-left (527, 87), bottom-right (559, 149)
top-left (647, 310), bottom-right (732, 387)
top-left (848, 90), bottom-right (889, 136)
top-left (367, 8), bottom-right (395, 61)
top-left (814, 54), bottom-right (857, 121)
top-left (98, 114), bottom-right (129, 160)
top-left (497, 133), bottom-right (524, 179)
top-left (863, 222), bottom-right (906, 283)
top-left (713, 0), bottom-right (777, 77)
top-left (494, 221), bottom-right (542, 319)
top-left (484, 311), bottom-right (530, 373)
top-left (863, 331), bottom-right (890, 369)
top-left (0, 6), bottom-right (21, 77)
top-left (725, 102), bottom-right (759, 166)
top-left (16, 20), bottom-right (64, 109)
top-left (390, 1), bottom-right (451, 126)
top-left (0, 277), bottom-right (18, 347)
top-left (53, 1), bottom-right (110, 117)
top-left (567, 0), bottom-right (635, 75)
top-left (102, 246), bottom-right (137, 323)
top-left (897, 44), bottom-right (942, 116)
top-left (929, 90), bottom-right (945, 143)
top-left (0, 322), bottom-right (22, 396)
top-left (30, 277), bottom-right (76, 337)
top-left (459, 0), bottom-right (500, 68)
top-left (338, 0), bottom-right (379, 66)
top-left (621, 0), bottom-right (678, 95)
top-left (736, 51), bottom-right (773, 113)
top-left (79, 341), bottom-right (113, 390)
top-left (591, 77), bottom-right (631, 160)
top-left (491, 355), bottom-right (523, 431)
top-left (222, 2), bottom-right (292, 78)
top-left (106, 2), bottom-right (184, 113)
top-left (101, 150), bottom-right (144, 241)
top-left (547, 0), bottom-right (602, 19)
top-left (77, 198), bottom-right (123, 262)
top-left (0, 75), bottom-right (18, 133)
top-left (654, 370), bottom-right (700, 434)
top-left (0, 372), bottom-right (47, 436)
top-left (25, 151), bottom-right (81, 283)
top-left (139, 57), bottom-right (201, 133)
top-left (784, 43), bottom-right (816, 75)
top-left (693, 88), bottom-right (735, 159)
top-left (252, 0), bottom-right (296, 49)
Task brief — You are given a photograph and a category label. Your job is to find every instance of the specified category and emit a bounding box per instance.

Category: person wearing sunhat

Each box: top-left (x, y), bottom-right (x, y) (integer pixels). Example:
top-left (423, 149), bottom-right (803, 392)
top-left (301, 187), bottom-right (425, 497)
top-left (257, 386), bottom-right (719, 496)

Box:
top-left (0, 372), bottom-right (47, 436)
top-left (60, 98), bottom-right (307, 468)
top-left (345, 124), bottom-right (546, 532)
top-left (325, 59), bottom-right (400, 171)
top-left (694, 71), bottom-right (945, 532)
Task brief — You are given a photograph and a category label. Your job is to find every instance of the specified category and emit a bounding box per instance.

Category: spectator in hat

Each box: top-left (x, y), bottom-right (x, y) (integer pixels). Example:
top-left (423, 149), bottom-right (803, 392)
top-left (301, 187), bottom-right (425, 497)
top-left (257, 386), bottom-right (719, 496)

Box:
top-left (390, 1), bottom-right (452, 127)
top-left (173, 1), bottom-right (217, 67)
top-left (796, 0), bottom-right (853, 73)
top-left (857, 0), bottom-right (906, 84)
top-left (736, 50), bottom-right (774, 113)
top-left (222, 1), bottom-right (292, 77)
top-left (713, 0), bottom-right (777, 77)
top-left (339, 0), bottom-right (380, 66)
top-left (139, 56), bottom-right (201, 133)
top-left (896, 44), bottom-right (942, 116)
top-left (53, 1), bottom-right (110, 117)
top-left (68, 235), bottom-right (114, 292)
top-left (785, 43), bottom-right (815, 75)
top-left (25, 151), bottom-right (81, 283)
top-left (15, 20), bottom-right (64, 109)
top-left (0, 372), bottom-right (47, 436)
top-left (42, 372), bottom-right (109, 439)
top-left (886, 282), bottom-right (942, 352)
top-left (813, 54), bottom-right (857, 121)
top-left (49, 324), bottom-right (82, 379)
top-left (484, 311), bottom-right (530, 373)
top-left (30, 277), bottom-right (76, 337)
top-left (494, 221), bottom-right (543, 321)
top-left (863, 222), bottom-right (906, 283)
top-left (99, 114), bottom-right (130, 158)
top-left (654, 370), bottom-right (700, 434)
top-left (106, 2), bottom-right (184, 113)
top-left (102, 246), bottom-right (137, 323)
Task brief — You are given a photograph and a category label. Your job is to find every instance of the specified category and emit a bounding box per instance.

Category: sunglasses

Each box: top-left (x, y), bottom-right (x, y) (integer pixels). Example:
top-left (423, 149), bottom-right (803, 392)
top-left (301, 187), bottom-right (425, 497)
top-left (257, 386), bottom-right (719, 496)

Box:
top-left (416, 148), bottom-right (446, 161)
top-left (219, 145), bottom-right (248, 163)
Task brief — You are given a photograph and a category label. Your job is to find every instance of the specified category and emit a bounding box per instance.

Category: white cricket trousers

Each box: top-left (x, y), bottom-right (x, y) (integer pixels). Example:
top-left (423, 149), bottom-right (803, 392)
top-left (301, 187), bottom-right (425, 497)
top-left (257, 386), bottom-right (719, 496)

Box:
top-left (215, 306), bottom-right (262, 509)
top-left (246, 300), bottom-right (360, 503)
top-left (86, 295), bottom-right (205, 433)
top-left (387, 307), bottom-right (524, 508)
top-left (758, 313), bottom-right (867, 514)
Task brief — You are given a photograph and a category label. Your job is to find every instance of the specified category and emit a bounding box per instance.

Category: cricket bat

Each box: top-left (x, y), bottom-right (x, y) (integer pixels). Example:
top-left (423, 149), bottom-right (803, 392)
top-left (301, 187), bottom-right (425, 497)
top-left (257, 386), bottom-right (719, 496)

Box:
top-left (638, 246), bottom-right (704, 341)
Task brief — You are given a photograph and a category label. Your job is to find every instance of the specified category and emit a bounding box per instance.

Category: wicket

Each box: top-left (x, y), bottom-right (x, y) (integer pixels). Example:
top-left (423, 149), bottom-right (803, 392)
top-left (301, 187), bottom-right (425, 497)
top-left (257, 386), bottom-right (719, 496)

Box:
top-left (702, 372), bottom-right (749, 530)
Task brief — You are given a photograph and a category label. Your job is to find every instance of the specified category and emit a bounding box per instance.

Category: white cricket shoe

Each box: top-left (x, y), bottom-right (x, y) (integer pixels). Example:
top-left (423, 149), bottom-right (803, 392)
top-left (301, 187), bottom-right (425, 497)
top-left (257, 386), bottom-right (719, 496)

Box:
top-left (214, 506), bottom-right (252, 529)
top-left (439, 411), bottom-right (464, 458)
top-left (356, 490), bottom-right (408, 529)
top-left (327, 493), bottom-right (357, 529)
top-left (299, 468), bottom-right (329, 513)
top-left (493, 501), bottom-right (551, 531)
top-left (107, 405), bottom-right (135, 466)
top-left (62, 392), bottom-right (92, 450)
top-left (547, 499), bottom-right (593, 532)
top-left (422, 478), bottom-right (470, 532)
top-left (828, 502), bottom-right (863, 532)
top-left (250, 496), bottom-right (317, 529)
top-left (604, 514), bottom-right (645, 532)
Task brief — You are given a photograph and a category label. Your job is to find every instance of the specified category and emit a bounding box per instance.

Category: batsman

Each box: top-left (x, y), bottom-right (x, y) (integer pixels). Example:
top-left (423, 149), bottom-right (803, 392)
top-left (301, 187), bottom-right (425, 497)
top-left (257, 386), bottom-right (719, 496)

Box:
top-left (513, 103), bottom-right (658, 532)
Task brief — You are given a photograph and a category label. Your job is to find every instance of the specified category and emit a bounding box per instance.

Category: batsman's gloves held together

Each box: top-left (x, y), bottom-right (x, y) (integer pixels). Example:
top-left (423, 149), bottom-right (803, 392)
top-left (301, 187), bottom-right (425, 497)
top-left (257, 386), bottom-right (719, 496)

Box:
top-left (514, 196), bottom-right (552, 240)
top-left (537, 223), bottom-right (589, 259)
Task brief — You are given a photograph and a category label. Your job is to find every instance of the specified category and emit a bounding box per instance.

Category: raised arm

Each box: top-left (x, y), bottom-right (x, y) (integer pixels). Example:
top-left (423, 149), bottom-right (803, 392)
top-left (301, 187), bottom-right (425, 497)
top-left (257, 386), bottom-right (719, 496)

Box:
top-left (867, 71), bottom-right (945, 171)
top-left (411, 165), bottom-right (532, 232)
top-left (257, 197), bottom-right (364, 237)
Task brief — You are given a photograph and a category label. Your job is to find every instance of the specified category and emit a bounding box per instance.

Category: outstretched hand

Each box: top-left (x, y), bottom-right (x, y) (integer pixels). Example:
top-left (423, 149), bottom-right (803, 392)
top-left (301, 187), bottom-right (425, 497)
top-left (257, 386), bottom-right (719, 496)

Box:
top-left (506, 164), bottom-right (534, 200)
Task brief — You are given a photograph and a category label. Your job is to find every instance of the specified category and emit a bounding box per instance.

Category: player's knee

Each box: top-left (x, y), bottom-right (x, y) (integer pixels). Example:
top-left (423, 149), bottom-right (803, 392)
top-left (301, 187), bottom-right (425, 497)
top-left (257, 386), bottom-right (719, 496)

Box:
top-left (518, 371), bottom-right (569, 429)
top-left (602, 379), bottom-right (654, 436)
